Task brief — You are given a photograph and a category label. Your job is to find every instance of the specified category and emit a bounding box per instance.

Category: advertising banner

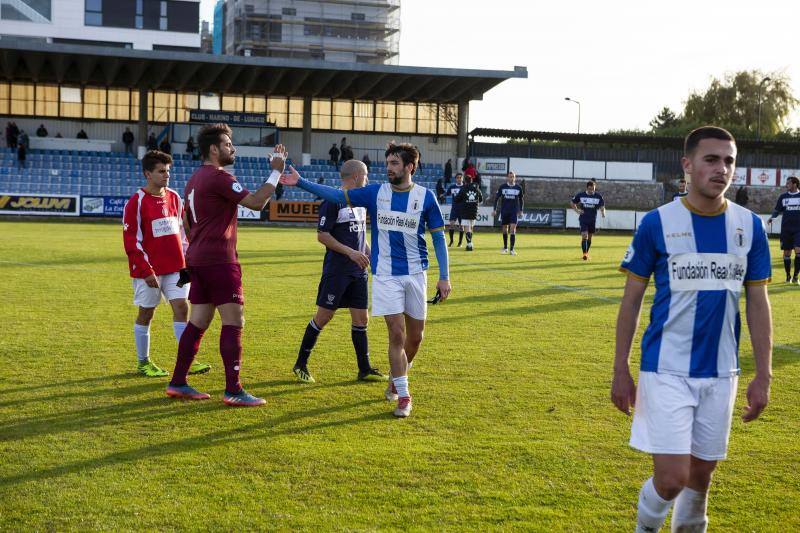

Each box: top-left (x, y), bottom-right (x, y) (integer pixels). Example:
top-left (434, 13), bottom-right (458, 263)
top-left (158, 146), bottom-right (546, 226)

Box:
top-left (439, 205), bottom-right (496, 227)
top-left (516, 208), bottom-right (567, 228)
top-left (749, 168), bottom-right (778, 187)
top-left (189, 110), bottom-right (274, 127)
top-left (238, 205), bottom-right (264, 220)
top-left (268, 201), bottom-right (321, 222)
top-left (81, 196), bottom-right (128, 217)
top-left (0, 193), bottom-right (79, 216)
top-left (474, 157), bottom-right (509, 176)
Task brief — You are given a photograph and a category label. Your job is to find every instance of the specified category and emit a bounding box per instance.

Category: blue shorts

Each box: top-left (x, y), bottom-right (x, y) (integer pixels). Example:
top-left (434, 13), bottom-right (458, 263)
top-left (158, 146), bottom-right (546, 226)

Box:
top-left (500, 211), bottom-right (518, 225)
top-left (780, 228), bottom-right (800, 250)
top-left (449, 204), bottom-right (463, 222)
top-left (316, 273), bottom-right (368, 310)
top-left (579, 220), bottom-right (597, 234)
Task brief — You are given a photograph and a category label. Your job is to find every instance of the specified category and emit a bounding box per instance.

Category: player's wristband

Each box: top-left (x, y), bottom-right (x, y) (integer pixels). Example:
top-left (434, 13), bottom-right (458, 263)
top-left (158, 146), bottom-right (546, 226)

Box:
top-left (265, 170), bottom-right (281, 187)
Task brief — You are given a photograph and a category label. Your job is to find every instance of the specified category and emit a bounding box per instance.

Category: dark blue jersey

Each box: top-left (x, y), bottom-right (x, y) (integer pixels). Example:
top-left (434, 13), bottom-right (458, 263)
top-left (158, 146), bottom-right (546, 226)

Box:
top-left (772, 191), bottom-right (800, 230)
top-left (571, 191), bottom-right (605, 222)
top-left (447, 183), bottom-right (464, 205)
top-left (318, 199), bottom-right (367, 278)
top-left (494, 183), bottom-right (524, 213)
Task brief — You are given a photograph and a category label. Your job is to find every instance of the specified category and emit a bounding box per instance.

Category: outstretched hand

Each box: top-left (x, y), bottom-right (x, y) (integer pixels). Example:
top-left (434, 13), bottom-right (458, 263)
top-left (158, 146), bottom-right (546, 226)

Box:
top-left (270, 144), bottom-right (288, 172)
top-left (436, 279), bottom-right (451, 302)
top-left (280, 165), bottom-right (302, 186)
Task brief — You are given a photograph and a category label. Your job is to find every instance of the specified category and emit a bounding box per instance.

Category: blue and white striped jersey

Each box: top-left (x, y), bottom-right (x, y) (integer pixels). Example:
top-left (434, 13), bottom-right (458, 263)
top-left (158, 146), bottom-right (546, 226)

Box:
top-left (344, 182), bottom-right (445, 276)
top-left (620, 199), bottom-right (771, 378)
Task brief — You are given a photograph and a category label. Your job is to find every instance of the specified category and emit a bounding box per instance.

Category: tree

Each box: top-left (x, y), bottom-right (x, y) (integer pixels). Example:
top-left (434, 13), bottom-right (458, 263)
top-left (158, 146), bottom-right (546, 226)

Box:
top-left (649, 107), bottom-right (679, 131)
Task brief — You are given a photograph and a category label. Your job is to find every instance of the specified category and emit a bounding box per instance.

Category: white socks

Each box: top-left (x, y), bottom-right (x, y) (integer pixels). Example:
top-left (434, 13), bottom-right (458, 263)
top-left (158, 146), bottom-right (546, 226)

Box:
top-left (671, 487), bottom-right (708, 532)
top-left (173, 321), bottom-right (187, 342)
top-left (134, 323), bottom-right (150, 363)
top-left (392, 375), bottom-right (410, 398)
top-left (636, 477), bottom-right (673, 533)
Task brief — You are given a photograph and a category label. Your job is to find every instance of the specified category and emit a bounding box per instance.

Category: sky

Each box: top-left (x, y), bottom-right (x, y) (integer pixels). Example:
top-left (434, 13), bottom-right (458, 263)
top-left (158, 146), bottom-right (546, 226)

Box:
top-left (199, 0), bottom-right (800, 134)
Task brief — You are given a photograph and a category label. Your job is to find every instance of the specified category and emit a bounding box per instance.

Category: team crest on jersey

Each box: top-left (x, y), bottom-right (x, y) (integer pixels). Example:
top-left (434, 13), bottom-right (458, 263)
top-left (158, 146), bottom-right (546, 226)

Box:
top-left (735, 228), bottom-right (744, 247)
top-left (327, 293), bottom-right (335, 304)
top-left (319, 216), bottom-right (326, 227)
top-left (232, 182), bottom-right (243, 193)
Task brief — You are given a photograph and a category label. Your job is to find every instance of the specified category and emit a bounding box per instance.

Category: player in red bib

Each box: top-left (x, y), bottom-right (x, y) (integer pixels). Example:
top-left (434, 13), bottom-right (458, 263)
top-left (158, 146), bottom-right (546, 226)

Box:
top-left (166, 123), bottom-right (287, 406)
top-left (122, 150), bottom-right (211, 377)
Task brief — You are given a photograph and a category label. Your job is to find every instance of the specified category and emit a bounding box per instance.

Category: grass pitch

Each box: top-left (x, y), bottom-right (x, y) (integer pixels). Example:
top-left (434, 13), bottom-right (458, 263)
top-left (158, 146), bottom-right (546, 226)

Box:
top-left (0, 219), bottom-right (798, 531)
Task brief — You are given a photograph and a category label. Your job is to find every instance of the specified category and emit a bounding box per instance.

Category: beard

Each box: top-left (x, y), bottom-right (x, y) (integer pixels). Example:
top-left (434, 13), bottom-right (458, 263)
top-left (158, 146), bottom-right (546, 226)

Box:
top-left (388, 173), bottom-right (405, 185)
top-left (220, 153), bottom-right (235, 166)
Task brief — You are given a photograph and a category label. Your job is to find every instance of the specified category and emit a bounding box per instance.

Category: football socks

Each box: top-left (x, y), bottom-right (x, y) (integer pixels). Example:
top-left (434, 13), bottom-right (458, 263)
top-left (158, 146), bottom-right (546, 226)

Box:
top-left (220, 325), bottom-right (243, 395)
top-left (503, 233), bottom-right (508, 249)
top-left (134, 323), bottom-right (150, 363)
top-left (392, 375), bottom-right (410, 399)
top-left (636, 477), bottom-right (673, 533)
top-left (170, 322), bottom-right (204, 387)
top-left (510, 234), bottom-right (516, 251)
top-left (351, 324), bottom-right (370, 373)
top-left (671, 487), bottom-right (708, 531)
top-left (784, 256), bottom-right (791, 277)
top-left (173, 321), bottom-right (187, 342)
top-left (296, 319), bottom-right (322, 368)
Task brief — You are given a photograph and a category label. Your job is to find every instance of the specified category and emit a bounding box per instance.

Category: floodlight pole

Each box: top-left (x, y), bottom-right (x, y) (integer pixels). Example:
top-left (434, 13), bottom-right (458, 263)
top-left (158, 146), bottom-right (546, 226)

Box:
top-left (756, 76), bottom-right (771, 140)
top-left (565, 97), bottom-right (581, 134)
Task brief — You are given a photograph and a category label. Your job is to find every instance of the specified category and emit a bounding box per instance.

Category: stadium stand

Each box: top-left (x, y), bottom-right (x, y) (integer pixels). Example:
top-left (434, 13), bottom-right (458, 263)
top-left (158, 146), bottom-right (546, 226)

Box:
top-left (0, 147), bottom-right (445, 200)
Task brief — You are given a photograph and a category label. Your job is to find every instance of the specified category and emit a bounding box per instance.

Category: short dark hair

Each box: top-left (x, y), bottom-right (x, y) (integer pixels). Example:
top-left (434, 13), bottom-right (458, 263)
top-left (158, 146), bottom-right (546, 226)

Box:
top-left (455, 172), bottom-right (463, 178)
top-left (384, 142), bottom-right (419, 175)
top-left (141, 150), bottom-right (173, 174)
top-left (197, 123), bottom-right (232, 159)
top-left (586, 180), bottom-right (595, 188)
top-left (787, 176), bottom-right (800, 187)
top-left (684, 126), bottom-right (735, 155)
top-left (678, 177), bottom-right (686, 184)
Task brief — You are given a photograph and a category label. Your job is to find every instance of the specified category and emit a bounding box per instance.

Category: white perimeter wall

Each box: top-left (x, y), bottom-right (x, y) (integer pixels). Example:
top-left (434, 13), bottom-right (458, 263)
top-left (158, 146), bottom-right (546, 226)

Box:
top-left (510, 158), bottom-right (653, 181)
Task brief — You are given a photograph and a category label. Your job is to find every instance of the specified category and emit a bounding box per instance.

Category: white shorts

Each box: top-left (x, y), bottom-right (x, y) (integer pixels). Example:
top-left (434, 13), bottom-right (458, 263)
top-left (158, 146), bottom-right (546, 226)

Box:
top-left (630, 372), bottom-right (738, 461)
top-left (371, 272), bottom-right (427, 320)
top-left (132, 272), bottom-right (189, 308)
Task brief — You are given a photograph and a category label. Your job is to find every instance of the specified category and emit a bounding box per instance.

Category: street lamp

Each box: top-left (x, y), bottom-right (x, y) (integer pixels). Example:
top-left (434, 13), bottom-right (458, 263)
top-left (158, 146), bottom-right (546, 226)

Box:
top-left (757, 76), bottom-right (771, 140)
top-left (565, 97), bottom-right (581, 134)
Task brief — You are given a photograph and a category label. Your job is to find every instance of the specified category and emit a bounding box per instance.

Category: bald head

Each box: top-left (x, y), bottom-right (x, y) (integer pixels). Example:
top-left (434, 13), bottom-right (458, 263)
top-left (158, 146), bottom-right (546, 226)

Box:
top-left (340, 159), bottom-right (367, 180)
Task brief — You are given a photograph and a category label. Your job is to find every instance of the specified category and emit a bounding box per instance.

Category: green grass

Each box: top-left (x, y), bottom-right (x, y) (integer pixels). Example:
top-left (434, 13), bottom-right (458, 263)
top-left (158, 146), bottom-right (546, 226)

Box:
top-left (0, 219), bottom-right (798, 531)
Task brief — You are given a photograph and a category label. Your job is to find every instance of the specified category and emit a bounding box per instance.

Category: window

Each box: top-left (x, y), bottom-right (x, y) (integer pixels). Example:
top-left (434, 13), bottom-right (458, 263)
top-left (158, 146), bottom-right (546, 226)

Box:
top-left (84, 87), bottom-right (107, 119)
top-left (1, 0), bottom-right (52, 22)
top-left (267, 15), bottom-right (282, 42)
top-left (267, 97), bottom-right (288, 128)
top-left (396, 102), bottom-right (416, 133)
top-left (199, 93), bottom-right (220, 110)
top-left (244, 95), bottom-right (265, 113)
top-left (438, 104), bottom-right (457, 135)
top-left (311, 99), bottom-right (331, 130)
top-left (60, 86), bottom-right (82, 117)
top-left (177, 92), bottom-right (198, 122)
top-left (332, 100), bottom-right (353, 131)
top-left (85, 0), bottom-right (101, 26)
top-left (0, 83), bottom-right (9, 115)
top-left (159, 0), bottom-right (167, 30)
top-left (222, 94), bottom-right (244, 112)
top-left (10, 83), bottom-right (34, 116)
top-left (282, 7), bottom-right (296, 15)
top-left (135, 0), bottom-right (143, 28)
top-left (289, 98), bottom-right (303, 128)
top-left (351, 13), bottom-right (365, 21)
top-left (417, 103), bottom-right (437, 135)
top-left (108, 89), bottom-right (131, 120)
top-left (354, 101), bottom-right (374, 132)
top-left (35, 84), bottom-right (58, 117)
top-left (150, 91), bottom-right (176, 122)
top-left (375, 101), bottom-right (395, 132)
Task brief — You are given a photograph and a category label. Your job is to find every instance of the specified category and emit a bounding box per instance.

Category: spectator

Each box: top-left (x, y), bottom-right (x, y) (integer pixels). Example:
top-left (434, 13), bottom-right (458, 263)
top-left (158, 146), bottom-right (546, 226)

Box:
top-left (36, 124), bottom-right (48, 137)
top-left (444, 158), bottom-right (453, 185)
top-left (328, 143), bottom-right (340, 168)
top-left (362, 153), bottom-right (371, 172)
top-left (159, 137), bottom-right (172, 155)
top-left (5, 122), bottom-right (13, 148)
top-left (436, 177), bottom-right (445, 204)
top-left (9, 122), bottom-right (19, 148)
top-left (77, 129), bottom-right (88, 139)
top-left (18, 130), bottom-right (29, 151)
top-left (122, 127), bottom-right (135, 156)
top-left (462, 157), bottom-right (471, 172)
top-left (146, 133), bottom-right (158, 151)
top-left (341, 144), bottom-right (354, 162)
top-left (17, 143), bottom-right (26, 168)
top-left (55, 132), bottom-right (63, 138)
top-left (186, 136), bottom-right (195, 160)
top-left (734, 185), bottom-right (749, 207)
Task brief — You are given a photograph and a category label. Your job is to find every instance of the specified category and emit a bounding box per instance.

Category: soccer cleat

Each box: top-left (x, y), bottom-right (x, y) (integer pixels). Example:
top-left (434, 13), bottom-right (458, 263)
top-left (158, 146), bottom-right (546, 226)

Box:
top-left (223, 389), bottom-right (266, 407)
top-left (466, 243), bottom-right (473, 251)
top-left (501, 248), bottom-right (508, 254)
top-left (165, 384), bottom-right (210, 400)
top-left (358, 368), bottom-right (387, 381)
top-left (793, 277), bottom-right (799, 285)
top-left (188, 362), bottom-right (211, 375)
top-left (393, 396), bottom-right (412, 418)
top-left (582, 252), bottom-right (589, 261)
top-left (293, 365), bottom-right (316, 383)
top-left (786, 275), bottom-right (792, 283)
top-left (137, 360), bottom-right (169, 377)
top-left (510, 250), bottom-right (517, 256)
top-left (384, 380), bottom-right (398, 402)
top-left (448, 241), bottom-right (453, 247)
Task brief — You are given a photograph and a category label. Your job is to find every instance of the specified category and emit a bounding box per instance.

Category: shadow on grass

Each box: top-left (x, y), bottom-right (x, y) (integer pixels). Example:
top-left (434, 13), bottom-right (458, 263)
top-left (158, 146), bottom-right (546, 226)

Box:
top-left (430, 296), bottom-right (616, 324)
top-left (0, 373), bottom-right (138, 396)
top-left (0, 398), bottom-right (387, 487)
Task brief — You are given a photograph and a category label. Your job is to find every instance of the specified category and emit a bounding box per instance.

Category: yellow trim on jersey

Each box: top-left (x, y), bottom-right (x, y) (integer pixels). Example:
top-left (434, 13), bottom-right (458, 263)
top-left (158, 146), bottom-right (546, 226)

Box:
top-left (680, 197), bottom-right (728, 217)
top-left (391, 182), bottom-right (415, 193)
top-left (429, 226), bottom-right (445, 233)
top-left (343, 189), bottom-right (352, 208)
top-left (744, 278), bottom-right (771, 286)
top-left (619, 267), bottom-right (650, 283)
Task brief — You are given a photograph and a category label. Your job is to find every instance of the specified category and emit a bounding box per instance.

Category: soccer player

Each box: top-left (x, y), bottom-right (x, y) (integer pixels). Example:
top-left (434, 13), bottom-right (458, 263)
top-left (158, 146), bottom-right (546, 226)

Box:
top-left (166, 123), bottom-right (287, 407)
top-left (612, 126), bottom-right (772, 532)
top-left (446, 173), bottom-right (465, 247)
top-left (767, 175), bottom-right (800, 283)
top-left (281, 142), bottom-right (451, 418)
top-left (673, 177), bottom-right (689, 201)
top-left (292, 159), bottom-right (385, 383)
top-left (455, 174), bottom-right (483, 251)
top-left (122, 150), bottom-right (210, 377)
top-left (493, 171), bottom-right (524, 255)
top-left (570, 181), bottom-right (605, 260)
